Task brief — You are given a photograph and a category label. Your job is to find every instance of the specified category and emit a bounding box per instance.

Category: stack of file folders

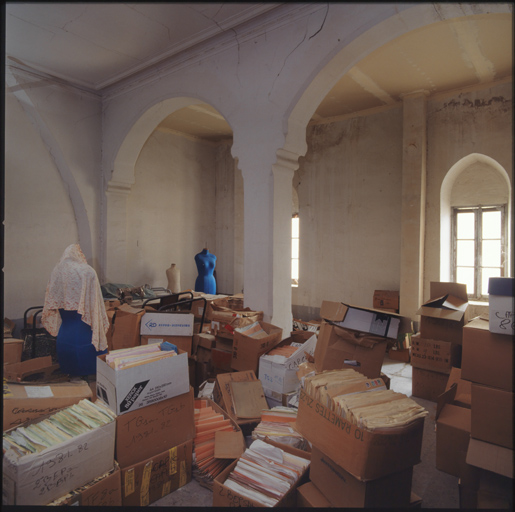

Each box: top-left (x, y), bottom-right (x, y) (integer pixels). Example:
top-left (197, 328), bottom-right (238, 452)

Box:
top-left (222, 439), bottom-right (310, 507)
top-left (3, 399), bottom-right (116, 455)
top-left (252, 407), bottom-right (307, 449)
top-left (105, 343), bottom-right (178, 370)
top-left (303, 368), bottom-right (428, 430)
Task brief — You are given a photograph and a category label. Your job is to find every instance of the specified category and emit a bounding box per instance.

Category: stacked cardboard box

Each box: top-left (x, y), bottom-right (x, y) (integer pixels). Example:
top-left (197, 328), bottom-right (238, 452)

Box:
top-left (457, 279), bottom-right (514, 508)
top-left (412, 282), bottom-right (469, 401)
top-left (94, 345), bottom-right (195, 506)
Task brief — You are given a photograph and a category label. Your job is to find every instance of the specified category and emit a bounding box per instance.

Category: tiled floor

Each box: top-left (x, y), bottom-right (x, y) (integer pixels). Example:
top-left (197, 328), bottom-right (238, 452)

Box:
top-left (151, 356), bottom-right (459, 508)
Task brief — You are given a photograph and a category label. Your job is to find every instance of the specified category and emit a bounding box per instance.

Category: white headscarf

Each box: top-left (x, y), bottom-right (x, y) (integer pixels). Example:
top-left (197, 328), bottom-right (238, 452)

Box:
top-left (42, 244), bottom-right (108, 351)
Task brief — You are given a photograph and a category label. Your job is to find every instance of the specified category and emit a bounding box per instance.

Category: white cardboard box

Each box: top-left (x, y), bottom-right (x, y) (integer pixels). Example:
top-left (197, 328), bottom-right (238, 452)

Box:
top-left (488, 278), bottom-right (514, 336)
top-left (3, 419), bottom-right (116, 506)
top-left (140, 312), bottom-right (194, 336)
top-left (258, 333), bottom-right (317, 395)
top-left (95, 350), bottom-right (190, 416)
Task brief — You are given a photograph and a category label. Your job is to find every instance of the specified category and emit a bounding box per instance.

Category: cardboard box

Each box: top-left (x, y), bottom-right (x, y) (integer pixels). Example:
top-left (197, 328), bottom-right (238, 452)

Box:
top-left (314, 321), bottom-right (388, 379)
top-left (296, 389), bottom-right (424, 481)
top-left (49, 464), bottom-right (122, 506)
top-left (3, 338), bottom-right (24, 365)
top-left (373, 290), bottom-right (400, 311)
top-left (140, 312), bottom-right (194, 337)
top-left (3, 414), bottom-right (116, 505)
top-left (477, 468), bottom-right (514, 509)
top-left (471, 383), bottom-right (513, 449)
top-left (388, 347), bottom-right (411, 362)
top-left (435, 385), bottom-right (472, 477)
top-left (140, 334), bottom-right (192, 356)
top-left (111, 304), bottom-right (145, 350)
top-left (292, 318), bottom-right (321, 333)
top-left (320, 300), bottom-right (412, 339)
top-left (461, 317), bottom-right (513, 391)
top-left (193, 332), bottom-right (216, 354)
top-left (466, 437), bottom-right (514, 479)
top-left (417, 282), bottom-right (469, 344)
top-left (212, 439), bottom-right (310, 507)
top-left (410, 334), bottom-right (460, 373)
top-left (121, 439), bottom-right (192, 506)
top-left (212, 370), bottom-right (262, 426)
top-left (231, 321), bottom-right (283, 374)
top-left (211, 347), bottom-right (233, 371)
top-left (296, 481), bottom-right (331, 507)
top-left (445, 367), bottom-right (471, 408)
top-left (3, 380), bottom-right (93, 431)
top-left (115, 387), bottom-right (195, 467)
top-left (310, 445), bottom-right (413, 507)
top-left (3, 355), bottom-right (61, 383)
top-left (258, 333), bottom-right (317, 395)
top-left (411, 366), bottom-right (449, 402)
top-left (96, 349), bottom-right (190, 416)
top-left (488, 277), bottom-right (514, 335)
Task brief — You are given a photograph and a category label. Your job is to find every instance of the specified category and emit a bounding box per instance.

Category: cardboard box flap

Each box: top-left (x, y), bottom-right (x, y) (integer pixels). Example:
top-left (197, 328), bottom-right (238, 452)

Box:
top-left (488, 277), bottom-right (515, 297)
top-left (320, 300), bottom-right (348, 321)
top-left (466, 437), bottom-right (514, 479)
top-left (214, 431), bottom-right (246, 459)
top-left (436, 383), bottom-right (458, 420)
top-left (332, 324), bottom-right (383, 348)
top-left (431, 281), bottom-right (468, 302)
top-left (417, 294), bottom-right (468, 321)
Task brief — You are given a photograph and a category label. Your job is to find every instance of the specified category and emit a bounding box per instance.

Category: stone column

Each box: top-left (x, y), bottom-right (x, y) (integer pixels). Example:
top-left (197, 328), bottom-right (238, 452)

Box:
top-left (400, 91), bottom-right (428, 327)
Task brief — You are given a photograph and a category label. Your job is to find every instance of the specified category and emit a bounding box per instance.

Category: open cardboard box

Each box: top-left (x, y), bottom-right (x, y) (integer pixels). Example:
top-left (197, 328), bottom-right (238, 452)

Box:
top-left (212, 438), bottom-right (310, 507)
top-left (487, 277), bottom-right (514, 336)
top-left (444, 367), bottom-right (471, 408)
top-left (3, 338), bottom-right (24, 365)
top-left (320, 300), bottom-right (412, 340)
top-left (296, 388), bottom-right (424, 481)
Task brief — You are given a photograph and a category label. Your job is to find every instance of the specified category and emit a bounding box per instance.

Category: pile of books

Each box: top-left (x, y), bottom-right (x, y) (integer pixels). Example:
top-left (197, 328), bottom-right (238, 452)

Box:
top-left (3, 399), bottom-right (115, 456)
top-left (105, 343), bottom-right (178, 370)
top-left (303, 369), bottom-right (428, 430)
top-left (252, 407), bottom-right (306, 449)
top-left (223, 439), bottom-right (309, 507)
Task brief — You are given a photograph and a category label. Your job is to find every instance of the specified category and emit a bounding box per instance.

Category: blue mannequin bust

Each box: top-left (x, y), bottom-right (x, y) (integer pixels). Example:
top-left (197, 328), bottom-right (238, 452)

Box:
top-left (194, 248), bottom-right (217, 294)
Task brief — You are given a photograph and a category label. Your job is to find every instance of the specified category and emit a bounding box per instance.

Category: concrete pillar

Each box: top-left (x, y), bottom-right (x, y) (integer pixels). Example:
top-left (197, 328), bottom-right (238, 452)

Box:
top-left (400, 91), bottom-right (428, 327)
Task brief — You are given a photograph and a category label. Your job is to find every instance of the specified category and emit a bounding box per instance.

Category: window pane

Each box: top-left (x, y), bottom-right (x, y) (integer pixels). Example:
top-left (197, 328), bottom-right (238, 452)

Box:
top-left (457, 212), bottom-right (475, 239)
top-left (292, 238), bottom-right (299, 259)
top-left (292, 217), bottom-right (299, 238)
top-left (457, 267), bottom-right (475, 296)
top-left (457, 240), bottom-right (475, 267)
top-left (291, 259), bottom-right (299, 280)
top-left (482, 211), bottom-right (501, 239)
top-left (482, 267), bottom-right (501, 297)
top-left (482, 240), bottom-right (501, 267)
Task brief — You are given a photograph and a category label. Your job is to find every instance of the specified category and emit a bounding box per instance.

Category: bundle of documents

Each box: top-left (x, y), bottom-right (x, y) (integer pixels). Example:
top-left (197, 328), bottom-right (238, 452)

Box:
top-left (223, 439), bottom-right (309, 507)
top-left (105, 343), bottom-right (177, 370)
top-left (3, 399), bottom-right (115, 457)
top-left (264, 344), bottom-right (301, 360)
top-left (303, 369), bottom-right (427, 430)
top-left (252, 407), bottom-right (307, 449)
top-left (193, 399), bottom-right (240, 487)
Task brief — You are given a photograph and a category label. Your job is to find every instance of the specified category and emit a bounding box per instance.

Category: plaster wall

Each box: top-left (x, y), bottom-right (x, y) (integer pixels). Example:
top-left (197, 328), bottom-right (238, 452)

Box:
top-left (425, 81), bottom-right (513, 299)
top-left (4, 78), bottom-right (102, 325)
top-left (293, 106), bottom-right (403, 317)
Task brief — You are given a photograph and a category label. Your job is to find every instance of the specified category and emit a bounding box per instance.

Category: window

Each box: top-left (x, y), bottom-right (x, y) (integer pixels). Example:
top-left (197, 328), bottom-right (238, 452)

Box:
top-left (291, 214), bottom-right (299, 287)
top-left (452, 205), bottom-right (506, 300)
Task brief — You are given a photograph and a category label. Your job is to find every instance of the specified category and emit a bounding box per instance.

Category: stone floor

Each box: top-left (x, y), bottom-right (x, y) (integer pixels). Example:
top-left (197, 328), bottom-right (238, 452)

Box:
top-left (150, 356), bottom-right (459, 508)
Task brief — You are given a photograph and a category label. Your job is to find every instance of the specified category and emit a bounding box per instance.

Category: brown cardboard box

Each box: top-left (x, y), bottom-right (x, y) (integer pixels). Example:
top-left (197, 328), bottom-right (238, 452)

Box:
top-left (215, 335), bottom-right (233, 351)
top-left (49, 464), bottom-right (122, 506)
top-left (231, 321), bottom-right (283, 374)
top-left (320, 300), bottom-right (412, 340)
top-left (211, 347), bottom-right (233, 371)
top-left (461, 317), bottom-right (513, 391)
top-left (314, 321), bottom-right (387, 379)
top-left (373, 290), bottom-right (400, 311)
top-left (115, 387), bottom-right (195, 468)
top-left (121, 439), bottom-right (192, 506)
top-left (193, 332), bottom-right (216, 354)
top-left (466, 437), bottom-right (514, 479)
top-left (296, 389), bottom-right (424, 481)
top-left (212, 439), bottom-right (310, 507)
top-left (410, 334), bottom-right (461, 373)
top-left (445, 367), bottom-right (472, 408)
top-left (471, 383), bottom-right (513, 449)
top-left (3, 380), bottom-right (92, 431)
top-left (111, 304), bottom-right (145, 350)
top-left (477, 468), bottom-right (514, 509)
top-left (296, 481), bottom-right (331, 507)
top-left (3, 338), bottom-right (24, 365)
top-left (411, 366), bottom-right (449, 402)
top-left (310, 445), bottom-right (413, 507)
top-left (435, 386), bottom-right (471, 477)
top-left (140, 334), bottom-right (192, 356)
top-left (3, 355), bottom-right (60, 382)
top-left (388, 347), bottom-right (411, 362)
top-left (212, 370), bottom-right (262, 427)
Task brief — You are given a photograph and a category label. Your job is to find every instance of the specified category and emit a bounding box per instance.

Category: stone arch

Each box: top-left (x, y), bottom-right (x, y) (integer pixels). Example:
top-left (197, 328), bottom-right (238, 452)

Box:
top-left (440, 153), bottom-right (512, 281)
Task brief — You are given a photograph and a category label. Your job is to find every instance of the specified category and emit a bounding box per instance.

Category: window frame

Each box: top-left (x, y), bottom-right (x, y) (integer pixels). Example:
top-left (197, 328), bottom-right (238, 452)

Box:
top-left (451, 204), bottom-right (506, 301)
